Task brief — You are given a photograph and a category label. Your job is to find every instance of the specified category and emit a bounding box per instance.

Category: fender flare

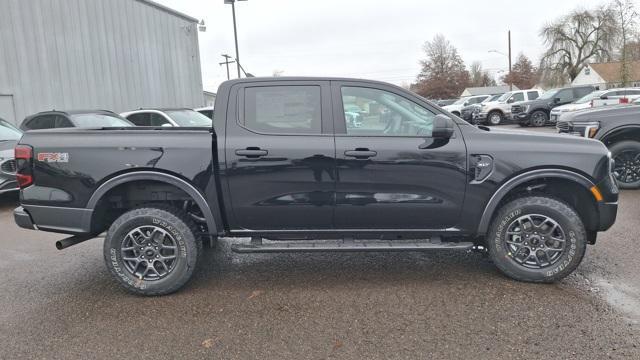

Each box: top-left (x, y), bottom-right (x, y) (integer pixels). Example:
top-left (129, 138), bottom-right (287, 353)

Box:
top-left (476, 169), bottom-right (595, 235)
top-left (86, 171), bottom-right (218, 234)
top-left (597, 125), bottom-right (640, 143)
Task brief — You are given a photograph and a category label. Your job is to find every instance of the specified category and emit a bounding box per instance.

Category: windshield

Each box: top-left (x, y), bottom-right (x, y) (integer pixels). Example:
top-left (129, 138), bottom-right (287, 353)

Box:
top-left (165, 110), bottom-right (212, 127)
top-left (496, 92), bottom-right (512, 102)
top-left (452, 97), bottom-right (469, 105)
top-left (574, 90), bottom-right (606, 104)
top-left (485, 94), bottom-right (502, 102)
top-left (71, 114), bottom-right (132, 127)
top-left (538, 88), bottom-right (560, 100)
top-left (0, 120), bottom-right (22, 140)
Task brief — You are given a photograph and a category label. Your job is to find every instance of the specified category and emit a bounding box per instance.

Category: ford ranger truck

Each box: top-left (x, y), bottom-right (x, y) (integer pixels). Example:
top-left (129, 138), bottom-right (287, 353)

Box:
top-left (13, 77), bottom-right (618, 295)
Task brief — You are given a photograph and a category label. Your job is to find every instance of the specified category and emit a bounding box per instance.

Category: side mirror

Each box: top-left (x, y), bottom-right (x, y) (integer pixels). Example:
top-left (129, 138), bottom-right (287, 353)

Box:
top-left (507, 98), bottom-right (514, 103)
top-left (463, 102), bottom-right (469, 106)
top-left (553, 97), bottom-right (561, 103)
top-left (432, 114), bottom-right (454, 139)
top-left (600, 95), bottom-right (608, 100)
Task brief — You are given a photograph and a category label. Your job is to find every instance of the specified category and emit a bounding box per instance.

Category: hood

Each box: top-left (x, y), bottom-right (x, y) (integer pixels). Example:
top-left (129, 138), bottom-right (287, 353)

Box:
top-left (552, 102), bottom-right (590, 112)
top-left (562, 104), bottom-right (640, 123)
top-left (0, 140), bottom-right (17, 159)
top-left (515, 98), bottom-right (553, 108)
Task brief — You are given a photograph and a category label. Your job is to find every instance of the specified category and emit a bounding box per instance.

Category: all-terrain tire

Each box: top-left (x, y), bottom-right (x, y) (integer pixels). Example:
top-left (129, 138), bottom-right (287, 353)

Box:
top-left (487, 196), bottom-right (587, 283)
top-left (609, 140), bottom-right (640, 189)
top-left (104, 205), bottom-right (201, 296)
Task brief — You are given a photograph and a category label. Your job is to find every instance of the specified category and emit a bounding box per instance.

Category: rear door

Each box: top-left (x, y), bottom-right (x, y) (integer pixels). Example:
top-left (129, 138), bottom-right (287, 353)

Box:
top-left (331, 81), bottom-right (467, 230)
top-left (224, 80), bottom-right (335, 230)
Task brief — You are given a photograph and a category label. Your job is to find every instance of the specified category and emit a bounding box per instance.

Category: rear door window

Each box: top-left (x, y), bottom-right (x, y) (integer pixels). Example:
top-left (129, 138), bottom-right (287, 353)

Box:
top-left (242, 86), bottom-right (322, 134)
top-left (127, 113), bottom-right (151, 126)
top-left (25, 115), bottom-right (55, 130)
top-left (54, 116), bottom-right (73, 128)
top-left (527, 91), bottom-right (539, 100)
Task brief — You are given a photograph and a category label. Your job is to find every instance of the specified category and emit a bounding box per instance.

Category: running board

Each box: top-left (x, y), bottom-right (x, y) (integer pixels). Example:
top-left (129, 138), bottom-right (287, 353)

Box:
top-left (231, 237), bottom-right (474, 253)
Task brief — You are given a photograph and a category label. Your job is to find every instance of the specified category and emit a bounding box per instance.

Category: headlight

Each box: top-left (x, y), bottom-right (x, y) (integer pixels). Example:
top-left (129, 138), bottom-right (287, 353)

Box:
top-left (571, 121), bottom-right (600, 138)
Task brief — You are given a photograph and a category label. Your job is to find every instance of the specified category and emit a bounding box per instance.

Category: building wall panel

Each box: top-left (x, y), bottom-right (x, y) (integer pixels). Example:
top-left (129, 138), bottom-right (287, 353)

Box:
top-left (0, 0), bottom-right (203, 125)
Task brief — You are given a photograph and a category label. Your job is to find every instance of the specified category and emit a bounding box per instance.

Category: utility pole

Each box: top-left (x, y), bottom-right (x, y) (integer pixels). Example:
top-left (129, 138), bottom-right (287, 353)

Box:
top-left (224, 0), bottom-right (246, 78)
top-left (219, 54), bottom-right (235, 80)
top-left (508, 30), bottom-right (512, 91)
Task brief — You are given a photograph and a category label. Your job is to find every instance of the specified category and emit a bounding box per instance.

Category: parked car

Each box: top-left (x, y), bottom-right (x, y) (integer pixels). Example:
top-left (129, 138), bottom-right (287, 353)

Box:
top-left (442, 95), bottom-right (491, 117)
top-left (13, 77), bottom-right (617, 295)
top-left (550, 88), bottom-right (640, 124)
top-left (460, 94), bottom-right (503, 123)
top-left (0, 118), bottom-right (22, 194)
top-left (475, 89), bottom-right (542, 125)
top-left (511, 85), bottom-right (595, 127)
top-left (20, 110), bottom-right (133, 131)
top-left (121, 108), bottom-right (212, 127)
top-left (195, 106), bottom-right (214, 119)
top-left (557, 99), bottom-right (640, 189)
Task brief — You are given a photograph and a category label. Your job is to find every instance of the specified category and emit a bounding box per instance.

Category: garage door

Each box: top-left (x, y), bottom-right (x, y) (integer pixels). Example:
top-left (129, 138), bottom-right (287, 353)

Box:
top-left (0, 95), bottom-right (16, 125)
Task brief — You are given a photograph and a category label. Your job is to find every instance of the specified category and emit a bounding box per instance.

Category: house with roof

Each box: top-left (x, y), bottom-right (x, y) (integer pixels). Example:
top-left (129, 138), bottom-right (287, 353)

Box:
top-left (459, 85), bottom-right (519, 97)
top-left (572, 61), bottom-right (640, 89)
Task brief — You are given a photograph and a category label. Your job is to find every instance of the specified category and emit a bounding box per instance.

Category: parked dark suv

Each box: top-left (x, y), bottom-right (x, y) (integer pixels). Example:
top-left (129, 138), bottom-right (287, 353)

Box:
top-left (511, 85), bottom-right (595, 127)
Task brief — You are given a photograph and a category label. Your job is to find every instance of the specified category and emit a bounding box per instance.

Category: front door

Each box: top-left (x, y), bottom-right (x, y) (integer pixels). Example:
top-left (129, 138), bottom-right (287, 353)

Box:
top-left (225, 81), bottom-right (335, 231)
top-left (332, 82), bottom-right (467, 230)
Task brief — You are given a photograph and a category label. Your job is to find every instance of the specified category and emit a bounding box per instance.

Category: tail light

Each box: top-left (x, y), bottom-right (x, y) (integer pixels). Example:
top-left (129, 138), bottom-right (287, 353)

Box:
top-left (620, 97), bottom-right (629, 104)
top-left (589, 100), bottom-right (593, 107)
top-left (14, 145), bottom-right (34, 188)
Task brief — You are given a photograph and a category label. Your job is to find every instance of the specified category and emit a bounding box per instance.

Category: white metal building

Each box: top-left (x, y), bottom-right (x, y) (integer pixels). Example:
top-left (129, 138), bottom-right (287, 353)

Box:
top-left (0, 0), bottom-right (204, 126)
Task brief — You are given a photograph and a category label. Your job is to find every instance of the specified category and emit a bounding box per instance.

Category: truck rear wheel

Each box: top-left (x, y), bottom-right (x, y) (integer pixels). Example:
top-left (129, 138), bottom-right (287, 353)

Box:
top-left (610, 140), bottom-right (640, 189)
top-left (103, 205), bottom-right (201, 296)
top-left (486, 196), bottom-right (586, 283)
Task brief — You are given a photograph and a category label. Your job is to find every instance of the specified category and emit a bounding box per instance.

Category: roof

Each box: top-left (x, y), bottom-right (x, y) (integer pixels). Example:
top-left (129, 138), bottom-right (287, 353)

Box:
top-left (462, 85), bottom-right (519, 96)
top-left (135, 0), bottom-right (199, 23)
top-left (589, 61), bottom-right (640, 83)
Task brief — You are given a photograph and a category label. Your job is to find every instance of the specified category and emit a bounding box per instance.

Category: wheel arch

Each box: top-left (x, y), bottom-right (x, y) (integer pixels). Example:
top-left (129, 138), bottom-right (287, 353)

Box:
top-left (477, 169), bottom-right (597, 235)
top-left (599, 125), bottom-right (640, 146)
top-left (86, 171), bottom-right (218, 235)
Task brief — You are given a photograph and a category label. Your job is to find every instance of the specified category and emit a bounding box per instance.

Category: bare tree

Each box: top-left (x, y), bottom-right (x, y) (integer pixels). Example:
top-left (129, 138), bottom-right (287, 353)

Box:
top-left (612, 0), bottom-right (639, 85)
top-left (413, 34), bottom-right (469, 99)
top-left (502, 54), bottom-right (541, 89)
top-left (540, 6), bottom-right (618, 82)
top-left (469, 61), bottom-right (496, 87)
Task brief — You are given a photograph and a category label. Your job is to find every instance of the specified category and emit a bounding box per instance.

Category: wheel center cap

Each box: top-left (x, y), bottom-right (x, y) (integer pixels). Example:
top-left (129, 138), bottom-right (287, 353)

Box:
top-left (145, 248), bottom-right (156, 257)
top-left (529, 235), bottom-right (541, 245)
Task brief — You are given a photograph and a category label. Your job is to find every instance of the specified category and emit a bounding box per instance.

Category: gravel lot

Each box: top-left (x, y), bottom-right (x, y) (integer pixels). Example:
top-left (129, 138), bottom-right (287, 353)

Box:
top-left (1, 125), bottom-right (639, 359)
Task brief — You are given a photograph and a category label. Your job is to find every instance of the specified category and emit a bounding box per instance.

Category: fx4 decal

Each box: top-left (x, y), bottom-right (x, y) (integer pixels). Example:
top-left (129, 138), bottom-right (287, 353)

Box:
top-left (37, 152), bottom-right (69, 163)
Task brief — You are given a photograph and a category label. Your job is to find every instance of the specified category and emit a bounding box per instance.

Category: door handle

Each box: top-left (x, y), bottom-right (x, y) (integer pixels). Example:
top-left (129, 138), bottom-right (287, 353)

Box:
top-left (344, 149), bottom-right (377, 159)
top-left (235, 148), bottom-right (268, 158)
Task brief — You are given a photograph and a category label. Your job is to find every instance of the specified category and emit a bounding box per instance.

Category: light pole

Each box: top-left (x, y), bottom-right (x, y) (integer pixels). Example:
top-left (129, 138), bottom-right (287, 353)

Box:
top-left (488, 30), bottom-right (512, 90)
top-left (224, 0), bottom-right (247, 78)
top-left (219, 54), bottom-right (236, 80)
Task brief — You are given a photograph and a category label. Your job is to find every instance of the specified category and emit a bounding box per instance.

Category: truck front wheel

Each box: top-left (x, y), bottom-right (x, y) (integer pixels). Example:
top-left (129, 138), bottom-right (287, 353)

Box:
top-left (486, 196), bottom-right (586, 283)
top-left (610, 140), bottom-right (640, 189)
top-left (103, 205), bottom-right (201, 296)
top-left (487, 111), bottom-right (503, 125)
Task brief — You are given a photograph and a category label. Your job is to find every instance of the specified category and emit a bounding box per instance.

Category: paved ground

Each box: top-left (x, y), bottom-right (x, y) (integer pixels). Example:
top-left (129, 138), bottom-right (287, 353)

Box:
top-left (1, 125), bottom-right (639, 359)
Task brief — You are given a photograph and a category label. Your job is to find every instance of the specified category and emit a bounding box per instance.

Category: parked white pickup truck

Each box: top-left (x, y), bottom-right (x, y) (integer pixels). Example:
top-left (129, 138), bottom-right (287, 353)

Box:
top-left (474, 89), bottom-right (542, 125)
top-left (442, 95), bottom-right (490, 117)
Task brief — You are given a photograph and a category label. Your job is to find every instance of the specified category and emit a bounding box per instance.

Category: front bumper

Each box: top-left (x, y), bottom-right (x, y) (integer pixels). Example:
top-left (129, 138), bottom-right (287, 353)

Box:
top-left (597, 202), bottom-right (618, 231)
top-left (512, 112), bottom-right (530, 123)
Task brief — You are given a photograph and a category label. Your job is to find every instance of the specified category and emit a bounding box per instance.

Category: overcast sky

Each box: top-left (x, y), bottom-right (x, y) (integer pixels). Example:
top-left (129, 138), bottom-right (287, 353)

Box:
top-left (156, 0), bottom-right (637, 92)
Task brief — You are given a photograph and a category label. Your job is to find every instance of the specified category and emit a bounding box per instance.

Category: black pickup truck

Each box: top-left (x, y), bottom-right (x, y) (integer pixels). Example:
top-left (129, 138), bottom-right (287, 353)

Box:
top-left (13, 77), bottom-right (618, 295)
top-left (511, 85), bottom-right (595, 127)
top-left (557, 102), bottom-right (640, 189)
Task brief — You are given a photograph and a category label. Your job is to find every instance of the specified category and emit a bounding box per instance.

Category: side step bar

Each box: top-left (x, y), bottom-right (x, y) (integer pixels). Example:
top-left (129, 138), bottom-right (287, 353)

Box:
top-left (231, 237), bottom-right (474, 253)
